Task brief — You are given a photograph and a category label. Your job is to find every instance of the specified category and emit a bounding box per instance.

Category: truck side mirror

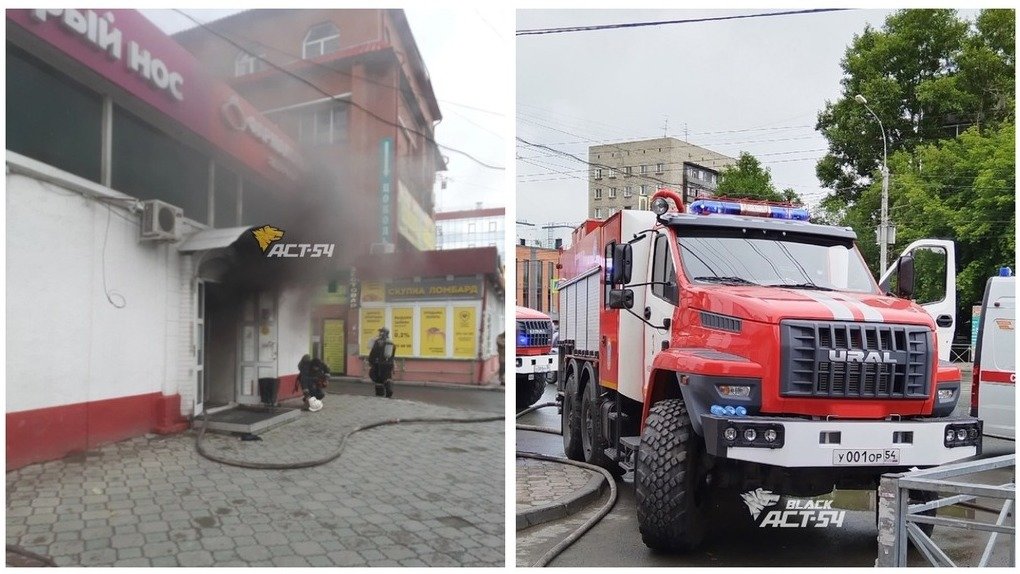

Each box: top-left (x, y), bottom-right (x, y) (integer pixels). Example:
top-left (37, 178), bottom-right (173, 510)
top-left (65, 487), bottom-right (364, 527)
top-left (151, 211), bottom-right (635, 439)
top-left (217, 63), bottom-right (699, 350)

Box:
top-left (608, 288), bottom-right (634, 309)
top-left (605, 242), bottom-right (632, 285)
top-left (896, 253), bottom-right (915, 299)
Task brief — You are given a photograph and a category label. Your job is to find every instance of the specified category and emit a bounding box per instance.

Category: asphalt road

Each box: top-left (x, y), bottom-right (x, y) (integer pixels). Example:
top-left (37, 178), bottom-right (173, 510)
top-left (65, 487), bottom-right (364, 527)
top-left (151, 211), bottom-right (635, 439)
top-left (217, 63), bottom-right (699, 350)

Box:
top-left (516, 380), bottom-right (1015, 567)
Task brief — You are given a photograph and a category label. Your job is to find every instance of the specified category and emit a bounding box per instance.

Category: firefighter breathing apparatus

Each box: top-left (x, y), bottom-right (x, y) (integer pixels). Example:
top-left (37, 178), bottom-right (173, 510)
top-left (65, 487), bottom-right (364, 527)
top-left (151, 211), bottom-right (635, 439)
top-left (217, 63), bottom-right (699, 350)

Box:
top-left (516, 401), bottom-right (619, 567)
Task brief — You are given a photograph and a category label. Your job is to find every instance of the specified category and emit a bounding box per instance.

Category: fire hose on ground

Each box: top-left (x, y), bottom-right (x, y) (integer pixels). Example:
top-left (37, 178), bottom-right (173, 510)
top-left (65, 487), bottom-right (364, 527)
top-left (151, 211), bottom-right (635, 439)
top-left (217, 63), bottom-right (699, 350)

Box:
top-left (516, 401), bottom-right (620, 567)
top-left (196, 406), bottom-right (503, 470)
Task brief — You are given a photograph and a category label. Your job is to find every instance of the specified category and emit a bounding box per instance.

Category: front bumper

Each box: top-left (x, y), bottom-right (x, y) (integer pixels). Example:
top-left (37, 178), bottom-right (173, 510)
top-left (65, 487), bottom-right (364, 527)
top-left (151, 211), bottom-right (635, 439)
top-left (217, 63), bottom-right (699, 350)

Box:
top-left (516, 353), bottom-right (557, 383)
top-left (702, 415), bottom-right (981, 468)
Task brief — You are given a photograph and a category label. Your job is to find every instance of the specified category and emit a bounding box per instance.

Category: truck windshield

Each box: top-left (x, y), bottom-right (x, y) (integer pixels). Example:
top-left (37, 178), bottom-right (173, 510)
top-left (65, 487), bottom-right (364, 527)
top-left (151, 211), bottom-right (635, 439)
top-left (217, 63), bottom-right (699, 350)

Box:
top-left (676, 232), bottom-right (877, 293)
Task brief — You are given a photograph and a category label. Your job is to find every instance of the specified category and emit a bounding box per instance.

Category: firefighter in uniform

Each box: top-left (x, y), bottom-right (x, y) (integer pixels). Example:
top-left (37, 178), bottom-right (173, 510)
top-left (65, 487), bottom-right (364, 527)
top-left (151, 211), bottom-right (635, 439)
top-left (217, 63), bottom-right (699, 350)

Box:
top-left (368, 327), bottom-right (396, 398)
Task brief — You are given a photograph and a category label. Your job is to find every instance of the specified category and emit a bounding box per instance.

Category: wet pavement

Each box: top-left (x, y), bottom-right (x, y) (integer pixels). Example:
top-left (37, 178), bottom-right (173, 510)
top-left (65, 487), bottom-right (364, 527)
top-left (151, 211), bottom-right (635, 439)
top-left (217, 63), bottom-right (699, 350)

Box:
top-left (516, 377), bottom-right (1015, 567)
top-left (7, 389), bottom-right (505, 567)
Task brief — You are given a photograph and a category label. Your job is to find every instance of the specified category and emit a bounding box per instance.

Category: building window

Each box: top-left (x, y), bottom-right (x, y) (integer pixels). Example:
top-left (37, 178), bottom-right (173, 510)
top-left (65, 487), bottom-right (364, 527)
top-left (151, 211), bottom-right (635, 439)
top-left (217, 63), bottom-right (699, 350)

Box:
top-left (7, 46), bottom-right (102, 183)
top-left (656, 163), bottom-right (665, 173)
top-left (640, 185), bottom-right (648, 196)
top-left (489, 221), bottom-right (497, 232)
top-left (624, 166), bottom-right (632, 176)
top-left (297, 102), bottom-right (348, 145)
top-left (594, 188), bottom-right (602, 200)
top-left (112, 106), bottom-right (209, 224)
top-left (640, 164), bottom-right (648, 174)
top-left (623, 186), bottom-right (632, 198)
top-left (608, 187), bottom-right (617, 199)
top-left (594, 207), bottom-right (603, 218)
top-left (303, 22), bottom-right (341, 59)
top-left (234, 49), bottom-right (264, 77)
top-left (594, 168), bottom-right (603, 179)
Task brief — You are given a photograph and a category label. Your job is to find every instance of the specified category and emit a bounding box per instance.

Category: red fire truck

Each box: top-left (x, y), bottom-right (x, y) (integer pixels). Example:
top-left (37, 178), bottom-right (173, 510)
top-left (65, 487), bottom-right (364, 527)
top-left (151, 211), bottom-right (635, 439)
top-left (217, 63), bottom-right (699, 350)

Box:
top-left (555, 190), bottom-right (981, 551)
top-left (516, 305), bottom-right (557, 410)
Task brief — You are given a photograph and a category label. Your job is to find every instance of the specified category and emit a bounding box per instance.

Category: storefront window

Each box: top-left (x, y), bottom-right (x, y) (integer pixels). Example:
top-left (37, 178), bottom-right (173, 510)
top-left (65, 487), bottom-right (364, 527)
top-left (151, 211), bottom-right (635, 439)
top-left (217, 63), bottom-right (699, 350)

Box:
top-left (241, 179), bottom-right (286, 227)
top-left (6, 46), bottom-right (102, 183)
top-left (214, 165), bottom-right (240, 228)
top-left (112, 106), bottom-right (209, 224)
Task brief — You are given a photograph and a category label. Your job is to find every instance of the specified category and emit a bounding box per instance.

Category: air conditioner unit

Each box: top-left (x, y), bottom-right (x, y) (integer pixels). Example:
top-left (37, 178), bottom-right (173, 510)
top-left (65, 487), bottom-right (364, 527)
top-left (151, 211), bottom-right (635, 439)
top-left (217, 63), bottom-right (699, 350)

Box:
top-left (140, 199), bottom-right (183, 242)
top-left (369, 242), bottom-right (395, 254)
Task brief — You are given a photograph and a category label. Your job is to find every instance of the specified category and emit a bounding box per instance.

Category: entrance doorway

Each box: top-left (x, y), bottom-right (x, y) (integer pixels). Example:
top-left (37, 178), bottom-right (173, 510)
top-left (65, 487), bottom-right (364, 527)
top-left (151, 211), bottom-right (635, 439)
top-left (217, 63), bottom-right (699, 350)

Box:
top-left (237, 291), bottom-right (278, 405)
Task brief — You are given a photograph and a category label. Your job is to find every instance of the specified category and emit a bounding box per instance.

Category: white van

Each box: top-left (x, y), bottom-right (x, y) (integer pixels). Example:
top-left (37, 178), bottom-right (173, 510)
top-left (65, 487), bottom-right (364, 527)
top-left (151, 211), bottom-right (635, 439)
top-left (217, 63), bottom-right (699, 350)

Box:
top-left (971, 273), bottom-right (1015, 440)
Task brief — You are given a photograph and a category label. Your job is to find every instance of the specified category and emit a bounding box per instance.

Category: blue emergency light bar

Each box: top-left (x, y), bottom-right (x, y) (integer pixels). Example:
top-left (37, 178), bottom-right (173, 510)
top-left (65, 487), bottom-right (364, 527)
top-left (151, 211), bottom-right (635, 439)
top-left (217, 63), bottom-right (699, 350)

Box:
top-left (688, 199), bottom-right (811, 221)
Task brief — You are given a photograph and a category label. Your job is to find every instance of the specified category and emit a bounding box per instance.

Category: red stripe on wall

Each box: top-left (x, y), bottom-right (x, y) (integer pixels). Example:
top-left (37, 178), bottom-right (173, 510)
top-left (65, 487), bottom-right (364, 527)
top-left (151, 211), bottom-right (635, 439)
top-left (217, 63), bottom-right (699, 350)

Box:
top-left (981, 370), bottom-right (1016, 384)
top-left (6, 392), bottom-right (186, 470)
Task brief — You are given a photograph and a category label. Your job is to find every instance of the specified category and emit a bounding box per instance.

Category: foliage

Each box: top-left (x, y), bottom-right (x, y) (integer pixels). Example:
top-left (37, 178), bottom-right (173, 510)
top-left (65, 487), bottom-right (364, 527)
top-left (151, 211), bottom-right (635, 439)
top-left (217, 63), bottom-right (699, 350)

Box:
top-left (816, 9), bottom-right (1015, 340)
top-left (815, 9), bottom-right (1014, 202)
top-left (716, 152), bottom-right (803, 204)
top-left (842, 122), bottom-right (1015, 333)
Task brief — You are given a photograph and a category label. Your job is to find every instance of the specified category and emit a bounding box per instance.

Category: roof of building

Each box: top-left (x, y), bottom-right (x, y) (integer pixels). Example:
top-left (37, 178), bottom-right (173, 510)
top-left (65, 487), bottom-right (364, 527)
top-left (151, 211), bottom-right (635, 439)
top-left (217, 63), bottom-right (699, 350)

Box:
top-left (435, 207), bottom-right (506, 221)
top-left (171, 9), bottom-right (440, 121)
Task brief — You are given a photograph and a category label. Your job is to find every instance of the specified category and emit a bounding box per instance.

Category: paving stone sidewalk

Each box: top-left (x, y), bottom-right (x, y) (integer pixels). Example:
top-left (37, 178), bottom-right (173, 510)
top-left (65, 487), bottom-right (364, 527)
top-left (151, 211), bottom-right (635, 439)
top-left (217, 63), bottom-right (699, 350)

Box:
top-left (6, 395), bottom-right (504, 567)
top-left (516, 457), bottom-right (606, 530)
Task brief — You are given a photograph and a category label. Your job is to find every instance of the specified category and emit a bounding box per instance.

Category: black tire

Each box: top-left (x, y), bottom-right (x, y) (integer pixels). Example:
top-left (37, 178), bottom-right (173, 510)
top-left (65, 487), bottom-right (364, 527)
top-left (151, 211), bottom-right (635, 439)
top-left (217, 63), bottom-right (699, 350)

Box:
top-left (580, 379), bottom-right (620, 473)
top-left (516, 377), bottom-right (546, 411)
top-left (562, 369), bottom-right (583, 461)
top-left (909, 489), bottom-right (937, 538)
top-left (636, 398), bottom-right (706, 552)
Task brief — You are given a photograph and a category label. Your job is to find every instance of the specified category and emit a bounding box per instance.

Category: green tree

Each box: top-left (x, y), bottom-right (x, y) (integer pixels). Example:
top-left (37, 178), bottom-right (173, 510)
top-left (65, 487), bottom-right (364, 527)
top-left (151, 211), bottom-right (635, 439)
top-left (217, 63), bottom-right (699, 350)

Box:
top-left (816, 8), bottom-right (975, 202)
top-left (716, 152), bottom-right (802, 203)
top-left (842, 122), bottom-right (1015, 331)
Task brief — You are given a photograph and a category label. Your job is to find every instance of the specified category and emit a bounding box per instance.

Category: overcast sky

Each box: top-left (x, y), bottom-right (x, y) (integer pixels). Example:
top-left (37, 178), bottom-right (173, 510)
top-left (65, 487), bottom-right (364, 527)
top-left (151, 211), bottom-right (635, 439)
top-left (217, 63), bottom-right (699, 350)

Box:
top-left (516, 8), bottom-right (978, 247)
top-left (141, 8), bottom-right (509, 213)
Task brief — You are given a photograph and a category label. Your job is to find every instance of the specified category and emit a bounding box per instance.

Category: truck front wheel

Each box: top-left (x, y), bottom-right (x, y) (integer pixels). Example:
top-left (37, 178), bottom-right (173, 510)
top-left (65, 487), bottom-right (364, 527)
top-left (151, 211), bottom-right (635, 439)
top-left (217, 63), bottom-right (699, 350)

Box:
top-left (636, 398), bottom-right (706, 552)
top-left (516, 376), bottom-right (546, 411)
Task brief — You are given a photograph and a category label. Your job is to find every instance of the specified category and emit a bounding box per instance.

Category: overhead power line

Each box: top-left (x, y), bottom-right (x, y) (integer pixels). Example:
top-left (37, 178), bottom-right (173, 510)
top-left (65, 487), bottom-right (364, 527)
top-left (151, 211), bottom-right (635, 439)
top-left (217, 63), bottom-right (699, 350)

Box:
top-left (172, 10), bottom-right (505, 171)
top-left (516, 8), bottom-right (853, 36)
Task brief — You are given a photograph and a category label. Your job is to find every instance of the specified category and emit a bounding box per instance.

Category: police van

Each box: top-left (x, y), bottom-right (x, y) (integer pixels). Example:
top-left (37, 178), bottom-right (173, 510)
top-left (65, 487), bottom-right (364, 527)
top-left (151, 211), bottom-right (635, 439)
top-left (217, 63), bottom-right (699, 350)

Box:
top-left (971, 270), bottom-right (1015, 440)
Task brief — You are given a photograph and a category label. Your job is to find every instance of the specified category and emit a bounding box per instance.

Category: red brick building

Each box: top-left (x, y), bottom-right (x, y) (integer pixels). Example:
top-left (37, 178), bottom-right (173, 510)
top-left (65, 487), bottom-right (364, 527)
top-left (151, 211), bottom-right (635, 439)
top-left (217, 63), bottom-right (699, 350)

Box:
top-left (174, 10), bottom-right (501, 383)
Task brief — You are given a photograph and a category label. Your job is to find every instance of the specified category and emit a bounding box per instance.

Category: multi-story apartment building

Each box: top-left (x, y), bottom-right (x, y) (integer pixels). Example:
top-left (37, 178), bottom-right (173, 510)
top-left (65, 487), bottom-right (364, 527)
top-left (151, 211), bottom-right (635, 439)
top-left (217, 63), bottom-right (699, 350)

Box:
top-left (588, 137), bottom-right (736, 219)
top-left (436, 205), bottom-right (506, 262)
top-left (515, 243), bottom-right (560, 317)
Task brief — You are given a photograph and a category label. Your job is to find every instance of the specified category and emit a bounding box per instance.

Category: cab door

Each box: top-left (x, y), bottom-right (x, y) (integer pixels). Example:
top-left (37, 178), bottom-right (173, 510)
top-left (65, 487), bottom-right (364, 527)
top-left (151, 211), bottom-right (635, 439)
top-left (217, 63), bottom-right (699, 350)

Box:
top-left (879, 239), bottom-right (956, 362)
top-left (643, 232), bottom-right (679, 380)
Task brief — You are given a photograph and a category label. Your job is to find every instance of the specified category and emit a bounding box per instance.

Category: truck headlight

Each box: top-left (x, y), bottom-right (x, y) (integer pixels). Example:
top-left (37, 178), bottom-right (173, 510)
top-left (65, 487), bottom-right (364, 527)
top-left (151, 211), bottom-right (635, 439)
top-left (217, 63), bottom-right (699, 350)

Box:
top-left (944, 423), bottom-right (981, 448)
top-left (937, 388), bottom-right (955, 402)
top-left (724, 427), bottom-right (737, 441)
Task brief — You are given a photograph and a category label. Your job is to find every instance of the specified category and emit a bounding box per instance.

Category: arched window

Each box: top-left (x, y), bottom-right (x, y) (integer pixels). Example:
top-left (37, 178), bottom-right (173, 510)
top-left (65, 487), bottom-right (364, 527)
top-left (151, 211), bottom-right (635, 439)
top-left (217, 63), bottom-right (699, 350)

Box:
top-left (234, 50), bottom-right (264, 77)
top-left (303, 22), bottom-right (340, 59)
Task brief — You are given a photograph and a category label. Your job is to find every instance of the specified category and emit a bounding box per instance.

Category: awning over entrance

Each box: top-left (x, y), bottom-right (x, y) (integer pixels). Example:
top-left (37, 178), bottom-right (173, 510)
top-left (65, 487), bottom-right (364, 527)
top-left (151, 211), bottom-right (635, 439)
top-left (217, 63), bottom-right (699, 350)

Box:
top-left (178, 226), bottom-right (254, 253)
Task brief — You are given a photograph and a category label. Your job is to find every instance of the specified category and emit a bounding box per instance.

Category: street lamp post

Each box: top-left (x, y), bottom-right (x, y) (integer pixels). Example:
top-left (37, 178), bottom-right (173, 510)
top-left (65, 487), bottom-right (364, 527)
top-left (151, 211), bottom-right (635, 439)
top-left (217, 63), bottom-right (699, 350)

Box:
top-left (855, 94), bottom-right (891, 272)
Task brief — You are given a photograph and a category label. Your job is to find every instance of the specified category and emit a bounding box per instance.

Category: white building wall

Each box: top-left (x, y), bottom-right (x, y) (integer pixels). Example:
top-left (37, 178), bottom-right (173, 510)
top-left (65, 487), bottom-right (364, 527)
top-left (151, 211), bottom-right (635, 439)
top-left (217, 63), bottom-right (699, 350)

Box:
top-left (6, 157), bottom-right (195, 415)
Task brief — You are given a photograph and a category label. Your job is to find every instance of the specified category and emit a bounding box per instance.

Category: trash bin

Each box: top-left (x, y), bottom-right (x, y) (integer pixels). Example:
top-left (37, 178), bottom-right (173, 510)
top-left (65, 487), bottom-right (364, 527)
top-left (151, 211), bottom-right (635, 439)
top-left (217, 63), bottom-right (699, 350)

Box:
top-left (257, 377), bottom-right (279, 406)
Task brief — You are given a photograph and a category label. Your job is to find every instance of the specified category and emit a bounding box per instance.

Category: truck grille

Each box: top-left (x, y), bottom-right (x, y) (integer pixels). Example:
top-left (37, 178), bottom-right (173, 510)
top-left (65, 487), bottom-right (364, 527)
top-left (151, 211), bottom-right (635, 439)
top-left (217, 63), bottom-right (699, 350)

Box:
top-left (780, 321), bottom-right (931, 399)
top-left (517, 319), bottom-right (553, 348)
